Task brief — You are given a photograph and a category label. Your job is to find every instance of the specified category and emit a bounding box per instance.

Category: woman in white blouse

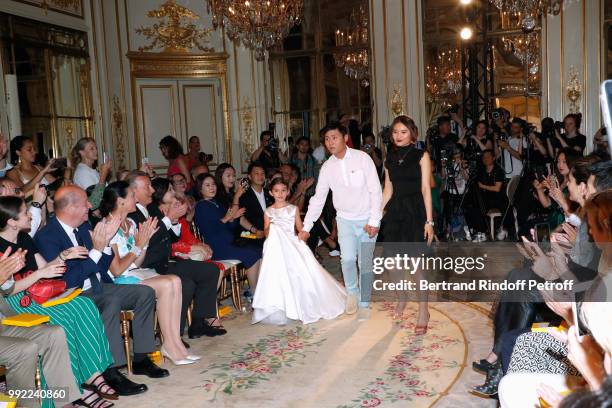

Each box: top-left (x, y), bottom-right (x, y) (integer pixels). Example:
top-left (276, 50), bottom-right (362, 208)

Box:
top-left (71, 137), bottom-right (112, 190)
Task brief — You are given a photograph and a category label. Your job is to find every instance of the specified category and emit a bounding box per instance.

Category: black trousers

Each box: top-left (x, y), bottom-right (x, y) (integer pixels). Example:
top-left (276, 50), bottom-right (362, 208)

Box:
top-left (82, 283), bottom-right (156, 366)
top-left (166, 260), bottom-right (221, 335)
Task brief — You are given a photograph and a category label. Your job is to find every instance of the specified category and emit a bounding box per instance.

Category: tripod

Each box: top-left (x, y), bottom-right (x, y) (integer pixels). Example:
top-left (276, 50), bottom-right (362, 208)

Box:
top-left (443, 160), bottom-right (481, 241)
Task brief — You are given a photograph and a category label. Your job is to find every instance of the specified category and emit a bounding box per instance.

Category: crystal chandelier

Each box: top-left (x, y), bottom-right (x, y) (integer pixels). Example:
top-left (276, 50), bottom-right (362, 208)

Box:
top-left (489, 0), bottom-right (563, 32)
top-left (502, 32), bottom-right (540, 75)
top-left (206, 0), bottom-right (304, 61)
top-left (425, 47), bottom-right (462, 104)
top-left (333, 4), bottom-right (370, 87)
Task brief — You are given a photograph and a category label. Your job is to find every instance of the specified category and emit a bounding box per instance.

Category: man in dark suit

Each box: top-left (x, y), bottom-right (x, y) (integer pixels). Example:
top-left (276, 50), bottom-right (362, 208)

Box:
top-left (239, 163), bottom-right (272, 246)
top-left (35, 186), bottom-right (167, 396)
top-left (127, 172), bottom-right (224, 339)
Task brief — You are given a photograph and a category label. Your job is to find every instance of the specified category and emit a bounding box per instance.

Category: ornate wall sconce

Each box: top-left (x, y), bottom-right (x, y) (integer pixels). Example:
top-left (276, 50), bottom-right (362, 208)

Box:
top-left (390, 86), bottom-right (404, 118)
top-left (566, 65), bottom-right (582, 114)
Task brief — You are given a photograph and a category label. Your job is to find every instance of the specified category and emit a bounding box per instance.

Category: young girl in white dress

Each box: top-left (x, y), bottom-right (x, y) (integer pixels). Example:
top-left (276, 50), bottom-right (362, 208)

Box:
top-left (252, 178), bottom-right (346, 325)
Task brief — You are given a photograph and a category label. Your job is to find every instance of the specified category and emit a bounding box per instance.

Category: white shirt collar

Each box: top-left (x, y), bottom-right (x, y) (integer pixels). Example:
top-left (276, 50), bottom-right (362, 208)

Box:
top-left (136, 203), bottom-right (149, 218)
top-left (330, 147), bottom-right (352, 162)
top-left (57, 217), bottom-right (78, 236)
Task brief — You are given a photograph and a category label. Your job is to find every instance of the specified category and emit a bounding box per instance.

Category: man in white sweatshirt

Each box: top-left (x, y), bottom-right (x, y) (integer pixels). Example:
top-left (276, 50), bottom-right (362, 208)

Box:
top-left (299, 122), bottom-right (382, 320)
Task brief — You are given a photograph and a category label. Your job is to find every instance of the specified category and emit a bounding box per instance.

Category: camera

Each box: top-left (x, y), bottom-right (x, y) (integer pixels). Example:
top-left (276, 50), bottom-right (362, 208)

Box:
top-left (267, 137), bottom-right (280, 151)
top-left (491, 109), bottom-right (503, 121)
top-left (445, 104), bottom-right (460, 115)
top-left (239, 177), bottom-right (250, 190)
top-left (362, 144), bottom-right (372, 151)
top-left (554, 121), bottom-right (564, 130)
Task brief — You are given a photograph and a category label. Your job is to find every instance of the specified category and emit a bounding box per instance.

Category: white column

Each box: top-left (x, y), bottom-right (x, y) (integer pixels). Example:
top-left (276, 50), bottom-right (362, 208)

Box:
top-left (369, 0), bottom-right (427, 135)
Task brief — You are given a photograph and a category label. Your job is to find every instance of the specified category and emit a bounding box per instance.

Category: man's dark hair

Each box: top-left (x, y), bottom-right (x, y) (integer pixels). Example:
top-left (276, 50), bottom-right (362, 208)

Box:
top-left (296, 136), bottom-right (310, 145)
top-left (260, 130), bottom-right (272, 141)
top-left (437, 116), bottom-right (451, 126)
top-left (247, 162), bottom-right (265, 174)
top-left (321, 122), bottom-right (348, 136)
top-left (589, 160), bottom-right (612, 191)
top-left (481, 149), bottom-right (495, 157)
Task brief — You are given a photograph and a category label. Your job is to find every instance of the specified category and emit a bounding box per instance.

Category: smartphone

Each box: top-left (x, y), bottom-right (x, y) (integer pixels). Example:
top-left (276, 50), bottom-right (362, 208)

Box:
top-left (600, 80), bottom-right (612, 154)
top-left (239, 177), bottom-right (250, 190)
top-left (534, 222), bottom-right (551, 252)
top-left (142, 157), bottom-right (149, 165)
top-left (571, 301), bottom-right (588, 342)
top-left (103, 151), bottom-right (108, 163)
top-left (550, 174), bottom-right (559, 191)
top-left (53, 158), bottom-right (68, 168)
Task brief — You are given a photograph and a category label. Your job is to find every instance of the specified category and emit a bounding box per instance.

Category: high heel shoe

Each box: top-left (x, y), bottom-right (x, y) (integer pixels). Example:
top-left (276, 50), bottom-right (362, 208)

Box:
top-left (415, 312), bottom-right (430, 336)
top-left (160, 346), bottom-right (196, 366)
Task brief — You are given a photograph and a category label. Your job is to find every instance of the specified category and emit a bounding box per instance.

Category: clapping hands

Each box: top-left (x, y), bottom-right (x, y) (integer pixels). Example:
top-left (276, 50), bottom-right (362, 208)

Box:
top-left (135, 217), bottom-right (159, 248)
top-left (90, 216), bottom-right (122, 251)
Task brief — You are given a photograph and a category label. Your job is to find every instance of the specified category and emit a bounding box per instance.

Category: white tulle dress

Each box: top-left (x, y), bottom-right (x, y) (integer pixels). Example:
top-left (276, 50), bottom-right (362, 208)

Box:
top-left (252, 204), bottom-right (347, 325)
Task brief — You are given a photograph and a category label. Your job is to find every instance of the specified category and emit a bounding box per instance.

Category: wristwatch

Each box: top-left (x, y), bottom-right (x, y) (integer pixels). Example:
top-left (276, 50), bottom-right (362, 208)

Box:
top-left (31, 201), bottom-right (43, 209)
top-left (425, 220), bottom-right (435, 226)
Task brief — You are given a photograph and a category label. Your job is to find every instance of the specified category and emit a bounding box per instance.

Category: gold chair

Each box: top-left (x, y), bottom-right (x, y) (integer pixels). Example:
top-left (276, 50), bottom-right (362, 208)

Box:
top-left (119, 310), bottom-right (134, 375)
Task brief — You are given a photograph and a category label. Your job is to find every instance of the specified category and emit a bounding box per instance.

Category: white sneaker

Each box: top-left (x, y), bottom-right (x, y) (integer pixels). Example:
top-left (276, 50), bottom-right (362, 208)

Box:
top-left (329, 250), bottom-right (340, 257)
top-left (463, 226), bottom-right (472, 241)
top-left (345, 295), bottom-right (358, 315)
top-left (357, 307), bottom-right (371, 321)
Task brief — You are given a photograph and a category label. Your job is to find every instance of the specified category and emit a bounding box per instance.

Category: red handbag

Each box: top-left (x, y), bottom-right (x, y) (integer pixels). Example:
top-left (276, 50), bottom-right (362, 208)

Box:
top-left (15, 271), bottom-right (67, 306)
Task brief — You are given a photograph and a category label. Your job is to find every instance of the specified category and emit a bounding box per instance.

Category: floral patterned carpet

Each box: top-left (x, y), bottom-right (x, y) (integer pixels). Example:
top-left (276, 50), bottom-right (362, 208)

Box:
top-left (114, 301), bottom-right (496, 408)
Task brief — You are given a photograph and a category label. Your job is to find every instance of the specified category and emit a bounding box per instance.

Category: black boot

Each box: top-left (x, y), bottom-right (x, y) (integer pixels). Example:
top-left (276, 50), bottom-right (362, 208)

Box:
top-left (472, 361), bottom-right (502, 397)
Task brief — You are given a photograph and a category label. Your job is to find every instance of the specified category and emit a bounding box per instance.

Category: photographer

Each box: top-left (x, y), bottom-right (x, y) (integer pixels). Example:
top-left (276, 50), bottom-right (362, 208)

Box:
top-left (460, 120), bottom-right (494, 156)
top-left (250, 130), bottom-right (287, 174)
top-left (549, 113), bottom-right (586, 155)
top-left (361, 132), bottom-right (383, 177)
top-left (440, 145), bottom-right (471, 238)
top-left (428, 116), bottom-right (459, 169)
top-left (495, 118), bottom-right (526, 179)
top-left (593, 126), bottom-right (610, 160)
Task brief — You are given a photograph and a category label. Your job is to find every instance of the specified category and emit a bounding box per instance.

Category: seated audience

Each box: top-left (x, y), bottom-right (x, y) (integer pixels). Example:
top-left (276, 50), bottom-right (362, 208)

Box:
top-left (72, 137), bottom-right (112, 191)
top-left (0, 196), bottom-right (117, 407)
top-left (100, 181), bottom-right (199, 365)
top-left (34, 185), bottom-right (163, 395)
top-left (0, 177), bottom-right (47, 236)
top-left (194, 173), bottom-right (262, 291)
top-left (6, 136), bottom-right (58, 197)
top-left (238, 163), bottom-right (271, 245)
top-left (0, 247), bottom-right (85, 408)
top-left (127, 172), bottom-right (224, 339)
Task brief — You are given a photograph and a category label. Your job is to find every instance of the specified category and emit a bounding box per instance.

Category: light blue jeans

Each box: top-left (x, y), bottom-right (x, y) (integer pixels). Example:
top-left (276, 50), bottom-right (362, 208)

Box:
top-left (336, 217), bottom-right (377, 308)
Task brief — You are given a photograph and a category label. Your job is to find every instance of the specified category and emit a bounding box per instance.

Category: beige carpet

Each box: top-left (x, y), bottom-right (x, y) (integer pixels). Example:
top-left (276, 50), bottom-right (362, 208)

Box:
top-left (114, 301), bottom-right (495, 408)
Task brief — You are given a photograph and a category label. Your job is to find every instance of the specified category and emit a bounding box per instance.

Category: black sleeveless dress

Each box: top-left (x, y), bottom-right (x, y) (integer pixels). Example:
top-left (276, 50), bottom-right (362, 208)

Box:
top-left (380, 145), bottom-right (427, 243)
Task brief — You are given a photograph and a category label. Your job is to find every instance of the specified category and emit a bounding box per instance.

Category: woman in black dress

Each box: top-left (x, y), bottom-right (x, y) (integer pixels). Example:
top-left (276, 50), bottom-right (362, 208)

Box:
top-left (381, 115), bottom-right (434, 335)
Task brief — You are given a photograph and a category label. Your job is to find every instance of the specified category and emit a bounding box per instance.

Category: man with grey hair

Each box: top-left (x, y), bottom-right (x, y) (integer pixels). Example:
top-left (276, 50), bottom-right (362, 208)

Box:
top-left (35, 185), bottom-right (165, 396)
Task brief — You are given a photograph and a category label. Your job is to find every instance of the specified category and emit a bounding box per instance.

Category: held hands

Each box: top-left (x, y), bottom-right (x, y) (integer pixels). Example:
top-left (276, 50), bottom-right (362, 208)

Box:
top-left (135, 217), bottom-right (159, 248)
top-left (297, 230), bottom-right (310, 242)
top-left (363, 224), bottom-right (379, 238)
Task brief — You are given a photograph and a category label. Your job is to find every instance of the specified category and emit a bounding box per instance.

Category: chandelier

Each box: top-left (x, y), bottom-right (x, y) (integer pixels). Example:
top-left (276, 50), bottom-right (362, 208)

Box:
top-left (425, 47), bottom-right (462, 104)
top-left (502, 32), bottom-right (539, 75)
top-left (206, 0), bottom-right (304, 61)
top-left (333, 4), bottom-right (370, 87)
top-left (489, 0), bottom-right (563, 32)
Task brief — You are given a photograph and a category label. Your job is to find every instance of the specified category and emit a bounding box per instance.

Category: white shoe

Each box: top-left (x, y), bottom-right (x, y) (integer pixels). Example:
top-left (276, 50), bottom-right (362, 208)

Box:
top-left (329, 250), bottom-right (340, 257)
top-left (345, 295), bottom-right (358, 315)
top-left (160, 346), bottom-right (196, 366)
top-left (186, 354), bottom-right (202, 361)
top-left (357, 307), bottom-right (371, 322)
top-left (463, 226), bottom-right (472, 241)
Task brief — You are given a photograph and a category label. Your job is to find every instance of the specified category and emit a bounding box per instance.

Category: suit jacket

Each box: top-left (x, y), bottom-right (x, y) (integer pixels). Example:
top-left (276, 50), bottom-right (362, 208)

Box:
top-left (34, 217), bottom-right (114, 289)
top-left (239, 187), bottom-right (272, 231)
top-left (128, 203), bottom-right (179, 274)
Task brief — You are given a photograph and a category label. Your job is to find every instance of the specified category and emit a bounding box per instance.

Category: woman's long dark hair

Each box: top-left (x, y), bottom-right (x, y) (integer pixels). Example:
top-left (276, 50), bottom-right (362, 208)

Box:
top-left (214, 163), bottom-right (235, 208)
top-left (0, 196), bottom-right (24, 230)
top-left (99, 181), bottom-right (130, 217)
top-left (151, 177), bottom-right (172, 206)
top-left (9, 136), bottom-right (32, 165)
top-left (159, 135), bottom-right (184, 160)
top-left (195, 173), bottom-right (215, 201)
